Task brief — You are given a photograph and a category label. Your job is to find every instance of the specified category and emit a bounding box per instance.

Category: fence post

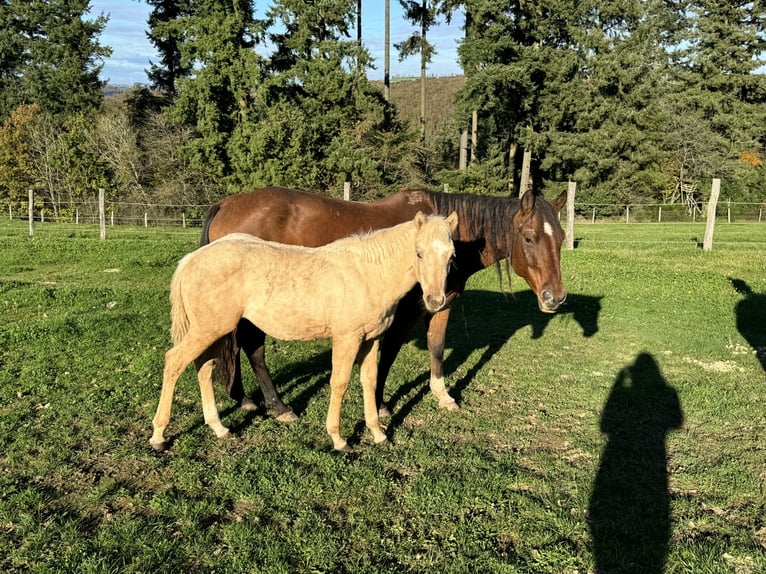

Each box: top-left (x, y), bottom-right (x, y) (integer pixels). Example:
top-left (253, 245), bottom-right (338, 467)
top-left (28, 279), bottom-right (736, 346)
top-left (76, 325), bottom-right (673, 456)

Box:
top-left (8, 204), bottom-right (11, 220)
top-left (703, 178), bottom-right (721, 252)
top-left (28, 189), bottom-right (34, 236)
top-left (626, 205), bottom-right (630, 224)
top-left (443, 183), bottom-right (449, 194)
top-left (76, 208), bottom-right (79, 225)
top-left (182, 212), bottom-right (186, 228)
top-left (144, 213), bottom-right (148, 227)
top-left (99, 188), bottom-right (106, 240)
top-left (343, 181), bottom-right (351, 201)
top-left (592, 207), bottom-right (596, 224)
top-left (658, 206), bottom-right (662, 223)
top-left (566, 181), bottom-right (576, 250)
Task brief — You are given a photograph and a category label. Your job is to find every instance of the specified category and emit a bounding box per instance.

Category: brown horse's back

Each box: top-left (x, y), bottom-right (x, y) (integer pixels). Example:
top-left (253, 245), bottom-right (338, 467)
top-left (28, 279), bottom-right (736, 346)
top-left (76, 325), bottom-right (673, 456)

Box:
top-left (204, 186), bottom-right (433, 247)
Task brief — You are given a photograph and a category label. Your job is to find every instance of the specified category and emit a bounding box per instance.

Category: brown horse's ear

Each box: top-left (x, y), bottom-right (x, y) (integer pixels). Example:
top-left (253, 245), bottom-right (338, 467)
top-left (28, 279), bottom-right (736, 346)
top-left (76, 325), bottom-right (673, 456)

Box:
top-left (446, 211), bottom-right (459, 234)
top-left (550, 190), bottom-right (567, 213)
top-left (414, 211), bottom-right (427, 227)
top-left (520, 190), bottom-right (536, 215)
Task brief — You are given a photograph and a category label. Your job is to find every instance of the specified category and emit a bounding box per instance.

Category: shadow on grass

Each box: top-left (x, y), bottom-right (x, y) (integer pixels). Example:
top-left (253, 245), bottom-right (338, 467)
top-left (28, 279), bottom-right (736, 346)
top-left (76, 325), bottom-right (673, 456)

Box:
top-left (729, 278), bottom-right (766, 377)
top-left (223, 290), bottom-right (602, 447)
top-left (588, 353), bottom-right (683, 574)
top-left (385, 290), bottom-right (603, 430)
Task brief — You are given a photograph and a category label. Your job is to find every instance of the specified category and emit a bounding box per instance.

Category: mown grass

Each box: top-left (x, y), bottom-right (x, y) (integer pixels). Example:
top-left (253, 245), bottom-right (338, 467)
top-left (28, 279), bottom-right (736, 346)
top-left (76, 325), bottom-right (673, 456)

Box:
top-left (0, 220), bottom-right (764, 573)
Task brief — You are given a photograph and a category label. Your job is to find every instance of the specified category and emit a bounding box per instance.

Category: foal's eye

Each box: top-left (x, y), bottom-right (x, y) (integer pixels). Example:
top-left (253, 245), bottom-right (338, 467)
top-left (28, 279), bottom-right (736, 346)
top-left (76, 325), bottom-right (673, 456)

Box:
top-left (416, 252), bottom-right (423, 259)
top-left (524, 235), bottom-right (535, 245)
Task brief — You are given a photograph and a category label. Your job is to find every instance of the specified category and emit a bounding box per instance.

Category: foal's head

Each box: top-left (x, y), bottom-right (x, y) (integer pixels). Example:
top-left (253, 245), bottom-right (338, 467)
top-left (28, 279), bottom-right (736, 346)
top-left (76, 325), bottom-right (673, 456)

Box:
top-left (413, 211), bottom-right (458, 313)
top-left (511, 191), bottom-right (568, 313)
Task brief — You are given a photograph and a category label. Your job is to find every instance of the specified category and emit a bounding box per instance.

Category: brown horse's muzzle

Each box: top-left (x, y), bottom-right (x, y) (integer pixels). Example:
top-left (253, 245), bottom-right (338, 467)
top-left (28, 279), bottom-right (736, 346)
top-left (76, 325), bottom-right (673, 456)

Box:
top-left (539, 289), bottom-right (567, 313)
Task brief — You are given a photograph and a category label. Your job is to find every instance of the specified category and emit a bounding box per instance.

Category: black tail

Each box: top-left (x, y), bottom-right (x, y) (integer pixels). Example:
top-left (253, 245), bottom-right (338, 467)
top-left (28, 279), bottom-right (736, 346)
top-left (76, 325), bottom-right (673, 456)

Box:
top-left (200, 203), bottom-right (221, 247)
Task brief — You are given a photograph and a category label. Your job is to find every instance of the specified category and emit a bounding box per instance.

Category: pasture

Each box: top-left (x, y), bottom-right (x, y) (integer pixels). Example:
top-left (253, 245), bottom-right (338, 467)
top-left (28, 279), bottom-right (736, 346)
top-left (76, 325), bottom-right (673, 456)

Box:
top-left (0, 219), bottom-right (764, 573)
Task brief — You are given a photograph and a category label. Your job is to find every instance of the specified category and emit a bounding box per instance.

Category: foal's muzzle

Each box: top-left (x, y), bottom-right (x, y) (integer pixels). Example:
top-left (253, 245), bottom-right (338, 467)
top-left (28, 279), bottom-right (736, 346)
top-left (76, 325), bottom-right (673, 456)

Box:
top-left (424, 293), bottom-right (447, 312)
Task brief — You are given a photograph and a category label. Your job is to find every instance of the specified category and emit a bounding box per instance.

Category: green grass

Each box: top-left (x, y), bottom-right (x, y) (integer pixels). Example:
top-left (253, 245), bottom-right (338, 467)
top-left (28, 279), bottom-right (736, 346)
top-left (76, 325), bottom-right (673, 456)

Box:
top-left (1, 220), bottom-right (765, 573)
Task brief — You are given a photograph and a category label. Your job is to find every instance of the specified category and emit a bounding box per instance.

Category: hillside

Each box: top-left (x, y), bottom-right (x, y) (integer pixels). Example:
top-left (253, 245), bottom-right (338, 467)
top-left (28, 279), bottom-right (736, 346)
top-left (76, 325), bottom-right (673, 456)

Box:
top-left (373, 75), bottom-right (466, 139)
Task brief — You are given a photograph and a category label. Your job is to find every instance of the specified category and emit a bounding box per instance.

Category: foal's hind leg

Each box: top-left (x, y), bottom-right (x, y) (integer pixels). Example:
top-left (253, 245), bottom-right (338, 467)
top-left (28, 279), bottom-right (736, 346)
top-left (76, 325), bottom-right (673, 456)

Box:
top-left (197, 357), bottom-right (230, 439)
top-left (151, 334), bottom-right (217, 450)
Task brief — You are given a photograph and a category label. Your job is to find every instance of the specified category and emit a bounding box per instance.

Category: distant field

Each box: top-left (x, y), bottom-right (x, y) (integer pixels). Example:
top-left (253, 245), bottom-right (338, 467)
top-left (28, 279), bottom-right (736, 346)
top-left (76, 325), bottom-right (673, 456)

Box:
top-left (1, 220), bottom-right (764, 573)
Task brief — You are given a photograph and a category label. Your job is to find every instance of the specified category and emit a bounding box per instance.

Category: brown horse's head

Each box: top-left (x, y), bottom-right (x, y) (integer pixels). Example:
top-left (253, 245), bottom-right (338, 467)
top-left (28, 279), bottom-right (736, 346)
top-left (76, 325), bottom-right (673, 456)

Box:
top-left (413, 211), bottom-right (459, 313)
top-left (511, 191), bottom-right (567, 313)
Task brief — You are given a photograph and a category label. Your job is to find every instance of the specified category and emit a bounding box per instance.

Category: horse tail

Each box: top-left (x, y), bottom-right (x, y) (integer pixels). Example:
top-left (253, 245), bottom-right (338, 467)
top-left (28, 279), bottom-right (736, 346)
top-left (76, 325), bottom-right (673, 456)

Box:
top-left (169, 254), bottom-right (193, 345)
top-left (200, 203), bottom-right (221, 247)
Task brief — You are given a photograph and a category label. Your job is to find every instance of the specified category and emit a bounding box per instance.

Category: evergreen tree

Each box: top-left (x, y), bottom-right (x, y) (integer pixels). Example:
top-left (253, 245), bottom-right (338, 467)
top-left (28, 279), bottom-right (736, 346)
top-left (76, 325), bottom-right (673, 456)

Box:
top-left (167, 0), bottom-right (267, 179)
top-left (230, 0), bottom-right (402, 195)
top-left (146, 0), bottom-right (193, 95)
top-left (0, 0), bottom-right (109, 120)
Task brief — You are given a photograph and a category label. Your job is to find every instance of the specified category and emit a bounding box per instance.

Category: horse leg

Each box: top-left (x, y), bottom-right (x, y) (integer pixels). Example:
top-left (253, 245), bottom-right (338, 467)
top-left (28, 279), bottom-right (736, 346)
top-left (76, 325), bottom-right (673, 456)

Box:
top-left (150, 337), bottom-right (208, 450)
top-left (197, 357), bottom-right (230, 439)
top-left (242, 323), bottom-right (297, 422)
top-left (377, 290), bottom-right (426, 417)
top-left (326, 337), bottom-right (360, 452)
top-left (358, 339), bottom-right (388, 445)
top-left (425, 308), bottom-right (459, 410)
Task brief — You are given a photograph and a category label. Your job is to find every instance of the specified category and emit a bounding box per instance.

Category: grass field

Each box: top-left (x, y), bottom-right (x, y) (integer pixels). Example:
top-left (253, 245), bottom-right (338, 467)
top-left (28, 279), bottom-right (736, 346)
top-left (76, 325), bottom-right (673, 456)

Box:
top-left (1, 219), bottom-right (765, 573)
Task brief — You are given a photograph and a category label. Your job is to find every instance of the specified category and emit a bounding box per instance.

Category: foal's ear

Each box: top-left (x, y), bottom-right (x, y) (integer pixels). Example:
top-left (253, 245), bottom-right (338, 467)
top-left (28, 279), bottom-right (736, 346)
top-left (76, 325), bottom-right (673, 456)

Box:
top-left (414, 211), bottom-right (427, 227)
top-left (520, 190), bottom-right (536, 215)
top-left (446, 211), bottom-right (459, 234)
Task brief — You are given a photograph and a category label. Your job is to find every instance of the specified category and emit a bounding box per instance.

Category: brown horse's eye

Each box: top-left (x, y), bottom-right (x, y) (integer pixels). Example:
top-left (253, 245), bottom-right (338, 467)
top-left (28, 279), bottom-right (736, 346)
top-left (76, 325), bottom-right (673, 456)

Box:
top-left (524, 235), bottom-right (535, 245)
top-left (416, 252), bottom-right (423, 259)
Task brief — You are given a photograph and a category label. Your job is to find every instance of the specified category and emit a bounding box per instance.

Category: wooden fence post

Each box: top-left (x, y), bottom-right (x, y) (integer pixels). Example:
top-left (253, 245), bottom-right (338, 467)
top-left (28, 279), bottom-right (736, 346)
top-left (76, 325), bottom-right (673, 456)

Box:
top-left (343, 181), bottom-right (351, 201)
top-left (28, 189), bottom-right (34, 236)
top-left (99, 188), bottom-right (106, 240)
top-left (566, 181), bottom-right (576, 250)
top-left (703, 178), bottom-right (721, 252)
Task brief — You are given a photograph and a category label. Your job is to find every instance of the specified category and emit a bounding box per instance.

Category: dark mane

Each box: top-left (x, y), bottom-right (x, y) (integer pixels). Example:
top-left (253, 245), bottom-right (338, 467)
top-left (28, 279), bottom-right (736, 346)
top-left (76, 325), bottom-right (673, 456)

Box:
top-left (427, 190), bottom-right (522, 288)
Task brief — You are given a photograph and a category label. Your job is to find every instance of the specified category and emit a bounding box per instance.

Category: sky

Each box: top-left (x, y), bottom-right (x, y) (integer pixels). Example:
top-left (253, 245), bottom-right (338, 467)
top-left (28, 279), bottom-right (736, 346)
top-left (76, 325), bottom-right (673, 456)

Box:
top-left (88, 1), bottom-right (465, 86)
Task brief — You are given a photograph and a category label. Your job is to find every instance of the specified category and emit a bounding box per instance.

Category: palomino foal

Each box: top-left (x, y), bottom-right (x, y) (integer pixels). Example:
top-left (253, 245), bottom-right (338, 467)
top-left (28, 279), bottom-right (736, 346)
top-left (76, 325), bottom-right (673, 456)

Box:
top-left (150, 212), bottom-right (458, 452)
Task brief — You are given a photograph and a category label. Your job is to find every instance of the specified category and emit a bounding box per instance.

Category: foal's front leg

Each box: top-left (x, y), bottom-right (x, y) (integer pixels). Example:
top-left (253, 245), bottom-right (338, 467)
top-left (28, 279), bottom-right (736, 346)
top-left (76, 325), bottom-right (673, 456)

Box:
top-left (425, 308), bottom-right (460, 410)
top-left (326, 337), bottom-right (360, 452)
top-left (358, 339), bottom-right (388, 445)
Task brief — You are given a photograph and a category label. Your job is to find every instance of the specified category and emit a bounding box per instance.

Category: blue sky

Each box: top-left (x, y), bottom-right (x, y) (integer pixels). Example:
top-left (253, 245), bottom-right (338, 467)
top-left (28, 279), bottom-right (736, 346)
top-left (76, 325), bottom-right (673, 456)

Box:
top-left (88, 1), bottom-right (465, 86)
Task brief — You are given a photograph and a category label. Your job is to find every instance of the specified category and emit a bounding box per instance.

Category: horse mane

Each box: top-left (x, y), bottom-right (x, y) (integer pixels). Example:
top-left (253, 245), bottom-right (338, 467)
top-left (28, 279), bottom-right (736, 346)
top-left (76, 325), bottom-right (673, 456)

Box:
top-left (427, 191), bottom-right (521, 288)
top-left (328, 220), bottom-right (415, 265)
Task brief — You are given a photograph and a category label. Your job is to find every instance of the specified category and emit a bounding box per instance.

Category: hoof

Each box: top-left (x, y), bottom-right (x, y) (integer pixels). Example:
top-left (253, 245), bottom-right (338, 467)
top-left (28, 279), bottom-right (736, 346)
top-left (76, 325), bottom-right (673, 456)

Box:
top-left (374, 436), bottom-right (390, 446)
top-left (439, 398), bottom-right (460, 411)
top-left (378, 405), bottom-right (392, 418)
top-left (240, 397), bottom-right (258, 412)
top-left (334, 441), bottom-right (353, 453)
top-left (214, 427), bottom-right (231, 439)
top-left (275, 409), bottom-right (298, 423)
top-left (149, 439), bottom-right (167, 452)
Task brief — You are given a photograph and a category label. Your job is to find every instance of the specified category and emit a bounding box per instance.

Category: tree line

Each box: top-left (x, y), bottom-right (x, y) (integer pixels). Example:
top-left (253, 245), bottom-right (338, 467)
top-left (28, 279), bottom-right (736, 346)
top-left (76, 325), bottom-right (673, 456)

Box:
top-left (0, 0), bottom-right (764, 219)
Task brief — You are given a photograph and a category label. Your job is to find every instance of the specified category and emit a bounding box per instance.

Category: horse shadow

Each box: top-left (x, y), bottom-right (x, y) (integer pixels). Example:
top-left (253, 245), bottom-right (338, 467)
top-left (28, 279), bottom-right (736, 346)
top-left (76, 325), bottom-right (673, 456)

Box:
top-left (729, 278), bottom-right (766, 376)
top-left (230, 290), bottom-right (603, 446)
top-left (386, 290), bottom-right (603, 431)
top-left (588, 352), bottom-right (684, 573)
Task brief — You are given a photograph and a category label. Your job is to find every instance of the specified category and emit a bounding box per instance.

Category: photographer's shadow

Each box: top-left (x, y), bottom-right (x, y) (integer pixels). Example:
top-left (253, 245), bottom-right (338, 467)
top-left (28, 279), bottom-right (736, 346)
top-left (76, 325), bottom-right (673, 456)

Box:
top-left (729, 278), bottom-right (766, 377)
top-left (589, 353), bottom-right (684, 573)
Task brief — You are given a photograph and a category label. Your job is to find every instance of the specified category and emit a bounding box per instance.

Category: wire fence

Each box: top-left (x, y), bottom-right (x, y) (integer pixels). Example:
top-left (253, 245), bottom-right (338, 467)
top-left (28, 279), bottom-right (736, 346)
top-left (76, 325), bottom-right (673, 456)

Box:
top-left (4, 197), bottom-right (766, 228)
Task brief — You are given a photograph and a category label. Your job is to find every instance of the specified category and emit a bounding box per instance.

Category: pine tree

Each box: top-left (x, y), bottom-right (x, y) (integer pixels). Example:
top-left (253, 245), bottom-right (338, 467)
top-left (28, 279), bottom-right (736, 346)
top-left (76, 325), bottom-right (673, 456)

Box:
top-left (167, 0), bottom-right (266, 179)
top-left (146, 0), bottom-right (193, 95)
top-left (0, 0), bottom-right (109, 120)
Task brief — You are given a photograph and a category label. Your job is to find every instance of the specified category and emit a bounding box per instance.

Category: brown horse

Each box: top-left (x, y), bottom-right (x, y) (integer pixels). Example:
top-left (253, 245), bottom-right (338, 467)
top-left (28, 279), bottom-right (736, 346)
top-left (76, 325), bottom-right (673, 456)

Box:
top-left (151, 212), bottom-right (458, 452)
top-left (201, 186), bottom-right (567, 420)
